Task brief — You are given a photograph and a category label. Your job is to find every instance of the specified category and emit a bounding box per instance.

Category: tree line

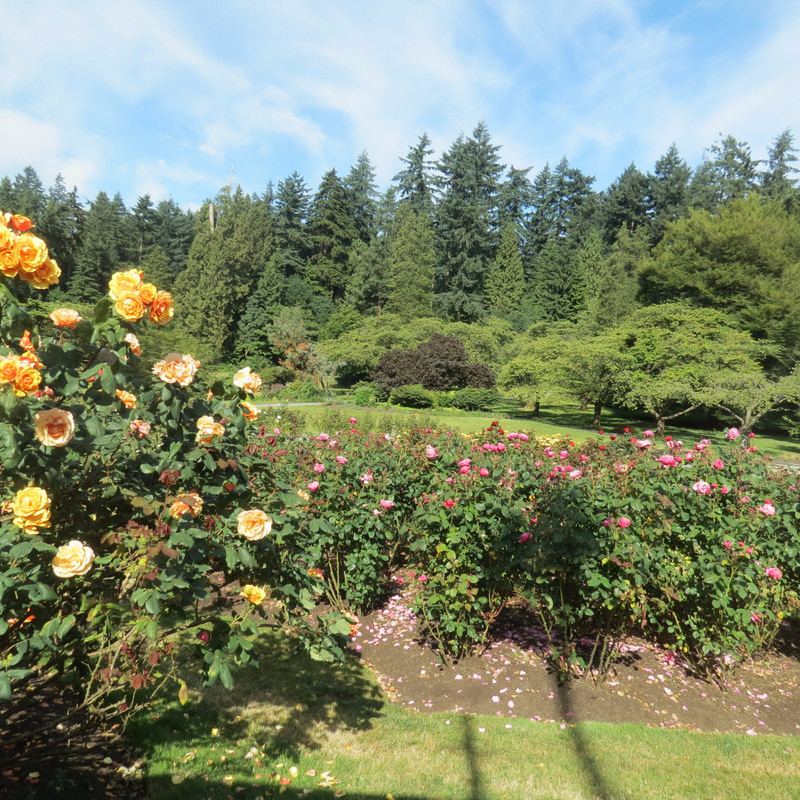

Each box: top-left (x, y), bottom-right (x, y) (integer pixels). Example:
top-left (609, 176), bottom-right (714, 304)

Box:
top-left (3, 124), bottom-right (800, 427)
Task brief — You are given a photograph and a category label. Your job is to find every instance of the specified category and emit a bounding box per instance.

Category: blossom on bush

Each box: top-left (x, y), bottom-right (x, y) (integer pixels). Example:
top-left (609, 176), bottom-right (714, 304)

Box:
top-left (313, 462), bottom-right (325, 473)
top-left (148, 290), bottom-right (174, 324)
top-left (725, 427), bottom-right (741, 440)
top-left (170, 492), bottom-right (204, 519)
top-left (618, 516), bottom-right (631, 528)
top-left (50, 308), bottom-right (82, 328)
top-left (360, 471), bottom-right (373, 485)
top-left (232, 366), bottom-right (263, 394)
top-left (0, 354), bottom-right (42, 396)
top-left (379, 499), bottom-right (394, 509)
top-left (240, 584), bottom-right (267, 605)
top-left (129, 419), bottom-right (150, 437)
top-left (196, 415), bottom-right (225, 444)
top-left (115, 389), bottom-right (137, 409)
top-left (108, 269), bottom-right (143, 301)
top-left (692, 480), bottom-right (712, 495)
top-left (237, 509), bottom-right (272, 541)
top-left (114, 291), bottom-right (146, 322)
top-left (758, 501), bottom-right (776, 516)
top-left (659, 454), bottom-right (677, 466)
top-left (152, 353), bottom-right (200, 387)
top-left (307, 480), bottom-right (320, 492)
top-left (124, 332), bottom-right (142, 355)
top-left (33, 408), bottom-right (74, 447)
top-left (425, 445), bottom-right (438, 459)
top-left (712, 459), bottom-right (725, 469)
top-left (11, 486), bottom-right (51, 533)
top-left (240, 401), bottom-right (259, 421)
top-left (51, 540), bottom-right (95, 578)
top-left (765, 567), bottom-right (783, 580)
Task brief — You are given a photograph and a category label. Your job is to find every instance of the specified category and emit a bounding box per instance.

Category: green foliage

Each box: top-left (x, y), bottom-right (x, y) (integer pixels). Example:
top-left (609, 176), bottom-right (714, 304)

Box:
top-left (485, 223), bottom-right (525, 316)
top-left (449, 387), bottom-right (500, 411)
top-left (351, 380), bottom-right (386, 406)
top-left (385, 205), bottom-right (435, 319)
top-left (389, 384), bottom-right (436, 409)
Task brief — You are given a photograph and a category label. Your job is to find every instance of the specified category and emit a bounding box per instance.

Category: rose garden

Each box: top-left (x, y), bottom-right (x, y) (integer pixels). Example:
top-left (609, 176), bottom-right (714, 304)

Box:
top-left (1, 212), bottom-right (799, 797)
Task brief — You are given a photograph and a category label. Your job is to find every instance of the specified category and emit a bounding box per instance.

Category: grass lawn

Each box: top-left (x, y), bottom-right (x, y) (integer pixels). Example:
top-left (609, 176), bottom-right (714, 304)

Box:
top-left (128, 631), bottom-right (800, 800)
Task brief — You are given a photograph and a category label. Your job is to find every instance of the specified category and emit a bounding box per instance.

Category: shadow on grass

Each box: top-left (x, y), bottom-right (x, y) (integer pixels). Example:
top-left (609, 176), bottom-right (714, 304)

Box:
top-left (128, 631), bottom-right (385, 765)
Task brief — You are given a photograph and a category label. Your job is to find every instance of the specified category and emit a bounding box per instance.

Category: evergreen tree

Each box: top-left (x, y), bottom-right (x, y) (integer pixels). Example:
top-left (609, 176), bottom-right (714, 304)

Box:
top-left (385, 206), bottom-right (435, 320)
top-left (151, 199), bottom-right (195, 282)
top-left (393, 133), bottom-right (436, 218)
top-left (0, 177), bottom-right (14, 211)
top-left (534, 237), bottom-right (581, 322)
top-left (11, 166), bottom-right (46, 220)
top-left (601, 163), bottom-right (649, 243)
top-left (274, 171), bottom-right (312, 278)
top-left (485, 224), bottom-right (525, 316)
top-left (37, 174), bottom-right (84, 288)
top-left (139, 245), bottom-right (173, 291)
top-left (497, 165), bottom-right (533, 232)
top-left (646, 143), bottom-right (691, 244)
top-left (345, 151), bottom-right (379, 243)
top-left (345, 238), bottom-right (391, 316)
top-left (761, 128), bottom-right (799, 207)
top-left (307, 169), bottom-right (357, 300)
top-left (573, 226), bottom-right (606, 321)
top-left (434, 122), bottom-right (504, 321)
top-left (235, 255), bottom-right (284, 361)
top-left (132, 194), bottom-right (156, 262)
top-left (709, 134), bottom-right (759, 202)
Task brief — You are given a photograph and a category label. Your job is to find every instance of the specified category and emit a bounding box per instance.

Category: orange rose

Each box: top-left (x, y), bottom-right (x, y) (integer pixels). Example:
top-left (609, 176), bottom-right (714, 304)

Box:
top-left (0, 355), bottom-right (19, 384)
top-left (14, 233), bottom-right (49, 273)
top-left (52, 540), bottom-right (95, 578)
top-left (236, 509), bottom-right (272, 541)
top-left (240, 401), bottom-right (259, 421)
top-left (138, 283), bottom-right (157, 305)
top-left (10, 214), bottom-right (33, 233)
top-left (34, 408), bottom-right (75, 447)
top-left (0, 224), bottom-right (16, 250)
top-left (0, 241), bottom-right (19, 277)
top-left (108, 269), bottom-right (143, 301)
top-left (115, 389), bottom-right (137, 408)
top-left (114, 291), bottom-right (146, 322)
top-left (26, 257), bottom-right (61, 290)
top-left (124, 332), bottom-right (142, 355)
top-left (240, 584), bottom-right (267, 605)
top-left (152, 353), bottom-right (200, 387)
top-left (50, 308), bottom-right (82, 328)
top-left (196, 415), bottom-right (225, 444)
top-left (148, 290), bottom-right (174, 325)
top-left (19, 351), bottom-right (43, 369)
top-left (12, 486), bottom-right (51, 533)
top-left (13, 365), bottom-right (41, 396)
top-left (232, 366), bottom-right (263, 394)
top-left (169, 492), bottom-right (204, 519)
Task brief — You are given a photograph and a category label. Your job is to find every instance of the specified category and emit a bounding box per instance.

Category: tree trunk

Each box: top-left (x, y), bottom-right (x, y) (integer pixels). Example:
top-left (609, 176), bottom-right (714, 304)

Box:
top-left (533, 401), bottom-right (540, 418)
top-left (592, 401), bottom-right (602, 430)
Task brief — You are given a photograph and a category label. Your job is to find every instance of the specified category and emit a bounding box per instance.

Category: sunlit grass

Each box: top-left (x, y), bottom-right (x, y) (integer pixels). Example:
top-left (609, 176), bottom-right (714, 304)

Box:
top-left (128, 631), bottom-right (800, 800)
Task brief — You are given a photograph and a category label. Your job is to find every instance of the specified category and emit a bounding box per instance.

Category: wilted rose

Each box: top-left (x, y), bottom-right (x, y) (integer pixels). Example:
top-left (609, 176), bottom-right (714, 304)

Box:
top-left (170, 492), bottom-right (204, 519)
top-left (124, 332), bottom-right (142, 355)
top-left (115, 389), bottom-right (137, 409)
top-left (240, 584), bottom-right (267, 605)
top-left (196, 415), bottom-right (225, 444)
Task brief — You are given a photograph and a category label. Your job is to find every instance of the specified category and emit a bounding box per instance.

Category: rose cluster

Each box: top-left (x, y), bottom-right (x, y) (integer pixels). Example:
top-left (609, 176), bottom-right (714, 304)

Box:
top-left (108, 268), bottom-right (173, 324)
top-left (0, 211), bottom-right (60, 289)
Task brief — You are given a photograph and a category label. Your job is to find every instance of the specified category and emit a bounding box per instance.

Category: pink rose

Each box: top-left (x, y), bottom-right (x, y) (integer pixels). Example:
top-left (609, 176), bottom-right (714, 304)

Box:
top-left (479, 467), bottom-right (489, 477)
top-left (712, 459), bottom-right (725, 469)
top-left (379, 499), bottom-right (394, 509)
top-left (458, 458), bottom-right (471, 467)
top-left (349, 417), bottom-right (357, 424)
top-left (314, 462), bottom-right (325, 473)
top-left (618, 516), bottom-right (631, 528)
top-left (336, 456), bottom-right (348, 465)
top-left (758, 502), bottom-right (775, 516)
top-left (765, 567), bottom-right (782, 580)
top-left (569, 469), bottom-right (582, 478)
top-left (692, 481), bottom-right (712, 494)
top-left (751, 612), bottom-right (761, 623)
top-left (307, 481), bottom-right (320, 492)
top-left (519, 433), bottom-right (529, 442)
top-left (444, 499), bottom-right (456, 508)
top-left (497, 442), bottom-right (506, 452)
top-left (659, 454), bottom-right (677, 466)
top-left (725, 427), bottom-right (740, 440)
top-left (425, 445), bottom-right (438, 459)
top-left (720, 486), bottom-right (729, 494)
top-left (460, 465), bottom-right (471, 474)
top-left (723, 540), bottom-right (732, 549)
top-left (361, 472), bottom-right (374, 485)
top-left (643, 430), bottom-right (654, 437)
top-left (518, 531), bottom-right (531, 543)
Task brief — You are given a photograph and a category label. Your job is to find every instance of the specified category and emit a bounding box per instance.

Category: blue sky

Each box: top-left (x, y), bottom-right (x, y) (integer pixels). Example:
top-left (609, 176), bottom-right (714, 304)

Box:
top-left (3, 0), bottom-right (799, 210)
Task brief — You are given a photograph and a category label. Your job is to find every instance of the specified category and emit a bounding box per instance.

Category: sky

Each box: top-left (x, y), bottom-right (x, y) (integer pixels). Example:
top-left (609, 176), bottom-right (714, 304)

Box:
top-left (3, 0), bottom-right (799, 210)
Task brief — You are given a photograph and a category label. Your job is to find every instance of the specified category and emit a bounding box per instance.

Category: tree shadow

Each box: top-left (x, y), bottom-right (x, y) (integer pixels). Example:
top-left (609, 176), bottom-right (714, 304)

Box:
top-left (554, 677), bottom-right (633, 800)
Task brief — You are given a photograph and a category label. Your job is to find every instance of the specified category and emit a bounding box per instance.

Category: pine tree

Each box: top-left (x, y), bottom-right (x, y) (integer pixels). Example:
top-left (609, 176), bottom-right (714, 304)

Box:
top-left (497, 166), bottom-right (533, 232)
top-left (761, 128), bottom-right (799, 207)
top-left (601, 163), bottom-right (649, 243)
top-left (235, 255), bottom-right (284, 361)
top-left (485, 224), bottom-right (525, 316)
top-left (151, 199), bottom-right (195, 283)
top-left (132, 195), bottom-right (156, 262)
top-left (345, 151), bottom-right (379, 243)
top-left (646, 144), bottom-right (691, 244)
top-left (385, 206), bottom-right (435, 320)
top-left (393, 133), bottom-right (436, 218)
top-left (274, 172), bottom-right (312, 278)
top-left (307, 169), bottom-right (356, 300)
top-left (345, 238), bottom-right (391, 316)
top-left (37, 174), bottom-right (85, 288)
top-left (11, 166), bottom-right (46, 220)
top-left (534, 237), bottom-right (581, 322)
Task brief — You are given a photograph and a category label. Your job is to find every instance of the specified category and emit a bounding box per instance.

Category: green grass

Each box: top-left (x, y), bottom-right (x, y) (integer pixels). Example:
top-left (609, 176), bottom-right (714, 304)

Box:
top-left (258, 398), bottom-right (800, 463)
top-left (128, 631), bottom-right (800, 800)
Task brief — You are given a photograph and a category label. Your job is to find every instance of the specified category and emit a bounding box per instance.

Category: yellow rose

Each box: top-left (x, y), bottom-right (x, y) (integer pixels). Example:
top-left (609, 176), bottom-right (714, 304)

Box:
top-left (12, 486), bottom-right (51, 533)
top-left (240, 401), bottom-right (259, 421)
top-left (152, 353), bottom-right (200, 387)
top-left (50, 308), bottom-right (82, 328)
top-left (240, 584), bottom-right (267, 605)
top-left (138, 283), bottom-right (157, 305)
top-left (0, 355), bottom-right (19, 384)
top-left (232, 367), bottom-right (263, 394)
top-left (124, 332), bottom-right (142, 355)
top-left (0, 242), bottom-right (19, 277)
top-left (26, 257), bottom-right (61, 290)
top-left (114, 291), bottom-right (146, 322)
top-left (108, 269), bottom-right (143, 301)
top-left (13, 365), bottom-right (41, 396)
top-left (169, 492), bottom-right (204, 519)
top-left (34, 408), bottom-right (75, 447)
top-left (52, 540), bottom-right (95, 578)
top-left (196, 415), bottom-right (225, 444)
top-left (0, 224), bottom-right (15, 250)
top-left (236, 509), bottom-right (272, 541)
top-left (148, 290), bottom-right (174, 325)
top-left (14, 233), bottom-right (49, 273)
top-left (115, 389), bottom-right (137, 409)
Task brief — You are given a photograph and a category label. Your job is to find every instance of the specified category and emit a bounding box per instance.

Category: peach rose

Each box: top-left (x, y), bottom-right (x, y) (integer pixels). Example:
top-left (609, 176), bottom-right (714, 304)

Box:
top-left (129, 418), bottom-right (150, 437)
top-left (26, 257), bottom-right (61, 289)
top-left (34, 408), bottom-right (75, 447)
top-left (50, 308), bottom-right (82, 328)
top-left (114, 291), bottom-right (146, 322)
top-left (124, 332), bottom-right (142, 355)
top-left (152, 353), bottom-right (200, 387)
top-left (232, 367), bottom-right (263, 394)
top-left (138, 283), bottom-right (158, 305)
top-left (13, 365), bottom-right (41, 396)
top-left (236, 509), bottom-right (272, 541)
top-left (196, 415), bottom-right (225, 444)
top-left (52, 540), bottom-right (95, 578)
top-left (14, 233), bottom-right (49, 273)
top-left (240, 584), bottom-right (268, 605)
top-left (0, 241), bottom-right (19, 277)
top-left (12, 486), bottom-right (51, 533)
top-left (0, 355), bottom-right (19, 384)
top-left (115, 389), bottom-right (137, 409)
top-left (0, 224), bottom-right (16, 250)
top-left (240, 401), bottom-right (259, 421)
top-left (108, 269), bottom-right (143, 301)
top-left (148, 290), bottom-right (174, 325)
top-left (169, 492), bottom-right (204, 519)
